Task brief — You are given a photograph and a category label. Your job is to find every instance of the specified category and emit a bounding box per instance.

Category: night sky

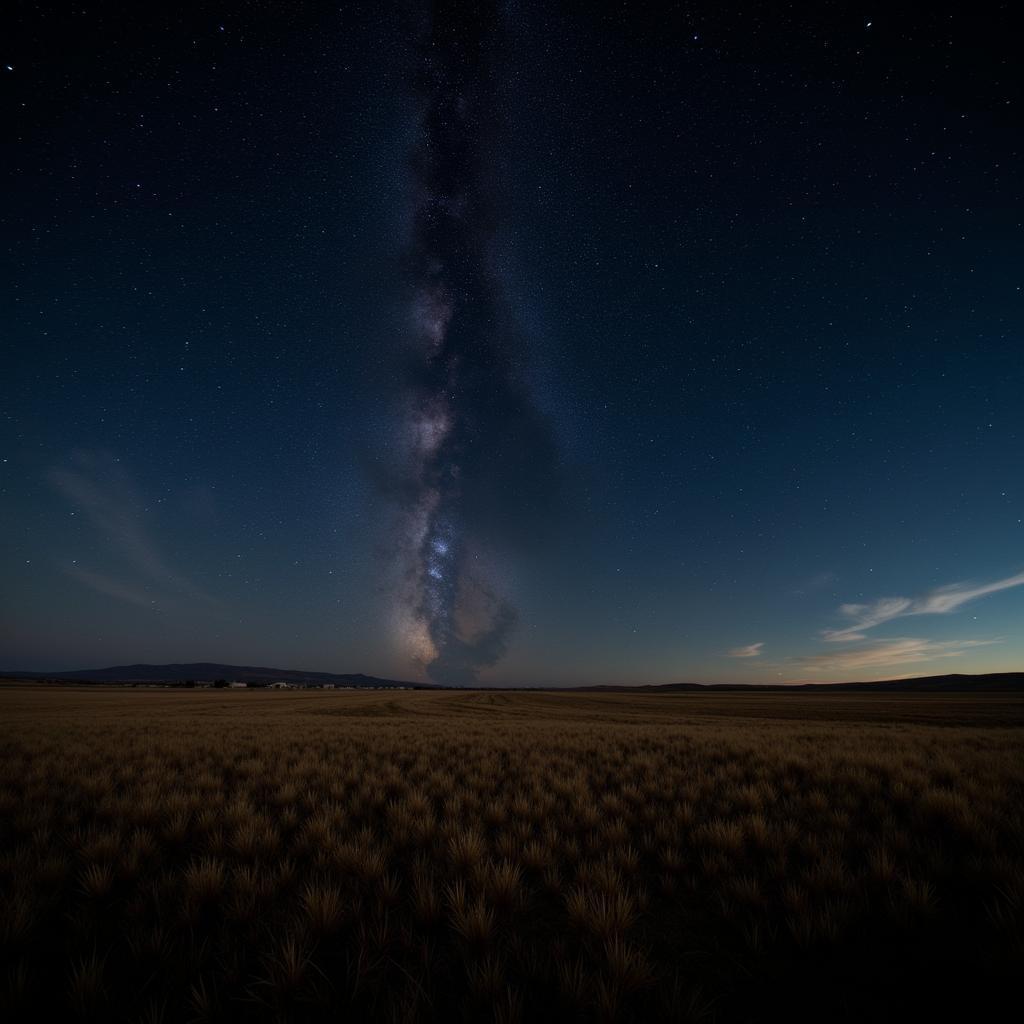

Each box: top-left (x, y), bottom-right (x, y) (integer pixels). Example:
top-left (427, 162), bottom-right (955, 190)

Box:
top-left (3, 2), bottom-right (1021, 685)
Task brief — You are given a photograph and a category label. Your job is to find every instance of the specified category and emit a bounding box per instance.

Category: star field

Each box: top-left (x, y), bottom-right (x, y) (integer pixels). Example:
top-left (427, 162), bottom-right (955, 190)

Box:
top-left (2, 2), bottom-right (1021, 684)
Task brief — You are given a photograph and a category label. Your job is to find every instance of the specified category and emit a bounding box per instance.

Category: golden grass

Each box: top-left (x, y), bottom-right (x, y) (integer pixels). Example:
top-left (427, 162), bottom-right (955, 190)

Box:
top-left (0, 685), bottom-right (1022, 1022)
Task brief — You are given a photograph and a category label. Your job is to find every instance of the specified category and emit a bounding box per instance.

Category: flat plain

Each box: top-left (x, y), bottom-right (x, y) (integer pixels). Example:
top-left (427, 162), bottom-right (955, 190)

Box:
top-left (1, 685), bottom-right (1022, 1022)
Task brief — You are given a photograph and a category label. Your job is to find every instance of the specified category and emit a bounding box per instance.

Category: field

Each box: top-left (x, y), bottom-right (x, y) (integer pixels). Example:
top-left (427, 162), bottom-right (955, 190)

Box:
top-left (1, 686), bottom-right (1022, 1022)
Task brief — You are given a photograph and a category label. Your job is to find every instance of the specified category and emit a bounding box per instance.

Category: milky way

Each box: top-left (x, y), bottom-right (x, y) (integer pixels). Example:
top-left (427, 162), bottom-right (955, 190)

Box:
top-left (396, 0), bottom-right (559, 684)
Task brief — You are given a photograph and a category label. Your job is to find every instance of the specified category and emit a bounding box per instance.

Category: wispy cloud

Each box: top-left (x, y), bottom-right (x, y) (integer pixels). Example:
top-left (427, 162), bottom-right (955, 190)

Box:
top-left (823, 570), bottom-right (1024, 642)
top-left (48, 450), bottom-right (212, 607)
top-left (727, 642), bottom-right (764, 658)
top-left (61, 565), bottom-right (155, 609)
top-left (795, 637), bottom-right (1000, 676)
top-left (792, 571), bottom-right (836, 596)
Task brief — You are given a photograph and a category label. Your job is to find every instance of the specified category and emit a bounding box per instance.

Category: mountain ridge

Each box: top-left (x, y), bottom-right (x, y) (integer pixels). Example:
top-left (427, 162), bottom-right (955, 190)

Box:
top-left (573, 672), bottom-right (1024, 693)
top-left (1, 665), bottom-right (1022, 692)
top-left (0, 662), bottom-right (426, 688)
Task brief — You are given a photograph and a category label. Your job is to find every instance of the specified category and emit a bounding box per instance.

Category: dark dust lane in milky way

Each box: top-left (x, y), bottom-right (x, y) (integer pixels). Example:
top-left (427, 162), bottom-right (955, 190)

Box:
top-left (394, 0), bottom-right (561, 684)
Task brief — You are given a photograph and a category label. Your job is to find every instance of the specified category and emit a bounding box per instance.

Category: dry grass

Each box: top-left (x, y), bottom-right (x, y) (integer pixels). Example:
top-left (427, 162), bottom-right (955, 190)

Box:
top-left (1, 684), bottom-right (1022, 1022)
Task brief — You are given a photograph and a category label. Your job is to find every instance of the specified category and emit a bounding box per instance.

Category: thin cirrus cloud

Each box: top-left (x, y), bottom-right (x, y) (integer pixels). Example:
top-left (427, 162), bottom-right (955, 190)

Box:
top-left (795, 637), bottom-right (1000, 676)
top-left (727, 642), bottom-right (764, 658)
top-left (48, 450), bottom-right (213, 608)
top-left (60, 565), bottom-right (156, 609)
top-left (822, 570), bottom-right (1024, 642)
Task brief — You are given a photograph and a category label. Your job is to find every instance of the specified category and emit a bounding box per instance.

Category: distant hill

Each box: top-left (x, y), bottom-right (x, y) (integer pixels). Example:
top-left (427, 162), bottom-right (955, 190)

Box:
top-left (581, 672), bottom-right (1024, 693)
top-left (824, 672), bottom-right (1024, 692)
top-left (1, 665), bottom-right (1021, 693)
top-left (0, 662), bottom-right (426, 688)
